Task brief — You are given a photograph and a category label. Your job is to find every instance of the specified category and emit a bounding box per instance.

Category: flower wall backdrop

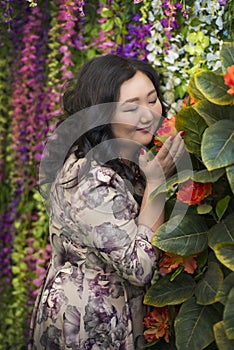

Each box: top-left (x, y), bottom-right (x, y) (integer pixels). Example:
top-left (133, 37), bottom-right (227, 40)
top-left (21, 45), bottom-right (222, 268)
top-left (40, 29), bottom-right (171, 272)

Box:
top-left (0, 0), bottom-right (233, 349)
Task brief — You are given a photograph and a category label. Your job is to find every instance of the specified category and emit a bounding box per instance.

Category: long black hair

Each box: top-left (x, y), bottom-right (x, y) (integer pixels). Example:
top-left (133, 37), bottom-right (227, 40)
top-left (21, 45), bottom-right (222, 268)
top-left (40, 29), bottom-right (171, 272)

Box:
top-left (40, 55), bottom-right (166, 204)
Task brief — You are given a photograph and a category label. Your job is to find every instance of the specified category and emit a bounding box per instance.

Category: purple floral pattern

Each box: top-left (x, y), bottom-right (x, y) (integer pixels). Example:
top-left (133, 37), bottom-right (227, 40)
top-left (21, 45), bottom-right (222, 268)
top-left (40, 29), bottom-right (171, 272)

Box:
top-left (29, 154), bottom-right (158, 349)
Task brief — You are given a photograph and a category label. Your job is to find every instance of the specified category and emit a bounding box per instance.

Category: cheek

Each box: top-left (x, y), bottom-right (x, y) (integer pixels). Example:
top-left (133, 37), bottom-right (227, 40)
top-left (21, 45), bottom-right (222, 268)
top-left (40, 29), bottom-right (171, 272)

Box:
top-left (112, 123), bottom-right (136, 138)
top-left (152, 100), bottom-right (163, 116)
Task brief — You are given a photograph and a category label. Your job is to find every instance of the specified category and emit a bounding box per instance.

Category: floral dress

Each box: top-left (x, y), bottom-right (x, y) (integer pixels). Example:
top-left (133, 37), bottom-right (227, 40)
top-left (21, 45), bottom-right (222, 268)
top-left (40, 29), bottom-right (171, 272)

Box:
top-left (29, 154), bottom-right (158, 350)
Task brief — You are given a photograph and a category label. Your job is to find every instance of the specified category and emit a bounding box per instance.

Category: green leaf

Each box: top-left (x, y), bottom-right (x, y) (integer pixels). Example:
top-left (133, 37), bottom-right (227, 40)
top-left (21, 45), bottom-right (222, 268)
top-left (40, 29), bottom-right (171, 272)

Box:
top-left (214, 242), bottom-right (234, 271)
top-left (192, 168), bottom-right (225, 183)
top-left (226, 164), bottom-right (234, 193)
top-left (100, 7), bottom-right (114, 17)
top-left (197, 204), bottom-right (213, 215)
top-left (201, 120), bottom-right (234, 170)
top-left (208, 213), bottom-right (234, 249)
top-left (188, 74), bottom-right (205, 101)
top-left (193, 100), bottom-right (234, 125)
top-left (176, 107), bottom-right (208, 157)
top-left (194, 71), bottom-right (233, 105)
top-left (195, 262), bottom-right (223, 305)
top-left (216, 272), bottom-right (234, 305)
top-left (175, 84), bottom-right (187, 99)
top-left (223, 287), bottom-right (234, 339)
top-left (114, 17), bottom-right (123, 28)
top-left (175, 297), bottom-right (221, 350)
top-left (216, 195), bottom-right (231, 221)
top-left (150, 169), bottom-right (191, 199)
top-left (144, 273), bottom-right (195, 307)
top-left (214, 321), bottom-right (234, 350)
top-left (153, 214), bottom-right (208, 256)
top-left (221, 42), bottom-right (234, 73)
top-left (101, 19), bottom-right (114, 32)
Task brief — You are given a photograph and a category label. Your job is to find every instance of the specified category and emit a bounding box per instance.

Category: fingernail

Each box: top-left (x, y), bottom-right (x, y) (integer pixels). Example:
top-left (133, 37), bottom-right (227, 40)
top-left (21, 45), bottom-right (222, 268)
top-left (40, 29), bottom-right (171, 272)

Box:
top-left (140, 148), bottom-right (145, 155)
top-left (179, 131), bottom-right (185, 138)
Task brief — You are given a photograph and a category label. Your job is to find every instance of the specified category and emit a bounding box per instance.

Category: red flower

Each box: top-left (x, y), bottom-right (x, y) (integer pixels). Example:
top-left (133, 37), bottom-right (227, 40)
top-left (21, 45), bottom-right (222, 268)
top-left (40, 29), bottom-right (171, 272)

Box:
top-left (176, 179), bottom-right (212, 205)
top-left (157, 115), bottom-right (177, 139)
top-left (143, 307), bottom-right (170, 343)
top-left (224, 65), bottom-right (234, 96)
top-left (159, 252), bottom-right (197, 274)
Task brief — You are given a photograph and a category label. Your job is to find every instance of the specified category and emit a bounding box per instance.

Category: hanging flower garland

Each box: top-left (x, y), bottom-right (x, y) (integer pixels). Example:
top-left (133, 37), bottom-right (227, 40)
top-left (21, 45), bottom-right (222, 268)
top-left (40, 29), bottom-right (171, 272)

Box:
top-left (6, 2), bottom-right (52, 346)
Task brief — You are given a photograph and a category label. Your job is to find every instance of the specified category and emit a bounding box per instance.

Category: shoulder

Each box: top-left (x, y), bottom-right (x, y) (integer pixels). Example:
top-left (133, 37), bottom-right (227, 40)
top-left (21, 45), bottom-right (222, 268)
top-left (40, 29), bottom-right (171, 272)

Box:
top-left (56, 153), bottom-right (126, 192)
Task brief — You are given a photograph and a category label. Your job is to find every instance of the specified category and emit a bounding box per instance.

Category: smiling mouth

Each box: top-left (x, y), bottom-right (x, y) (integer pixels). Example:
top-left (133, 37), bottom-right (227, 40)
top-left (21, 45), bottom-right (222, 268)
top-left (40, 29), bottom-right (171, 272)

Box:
top-left (136, 124), bottom-right (152, 132)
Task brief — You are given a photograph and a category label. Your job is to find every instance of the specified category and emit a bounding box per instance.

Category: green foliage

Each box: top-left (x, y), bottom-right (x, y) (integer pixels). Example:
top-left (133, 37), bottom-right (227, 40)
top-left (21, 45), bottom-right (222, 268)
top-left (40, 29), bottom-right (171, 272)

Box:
top-left (174, 297), bottom-right (222, 350)
top-left (144, 273), bottom-right (196, 307)
top-left (152, 214), bottom-right (208, 256)
top-left (145, 42), bottom-right (234, 350)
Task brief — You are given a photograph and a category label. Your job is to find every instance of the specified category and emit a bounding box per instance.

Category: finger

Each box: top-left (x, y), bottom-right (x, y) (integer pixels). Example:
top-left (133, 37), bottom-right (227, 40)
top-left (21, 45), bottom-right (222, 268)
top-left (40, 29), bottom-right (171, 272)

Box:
top-left (173, 140), bottom-right (186, 165)
top-left (157, 136), bottom-right (174, 159)
top-left (138, 147), bottom-right (148, 169)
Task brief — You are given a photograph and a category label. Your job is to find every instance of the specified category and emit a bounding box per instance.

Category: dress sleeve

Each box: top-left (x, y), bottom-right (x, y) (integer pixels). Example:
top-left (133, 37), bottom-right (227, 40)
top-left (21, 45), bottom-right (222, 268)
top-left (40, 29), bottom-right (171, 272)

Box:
top-left (59, 162), bottom-right (159, 287)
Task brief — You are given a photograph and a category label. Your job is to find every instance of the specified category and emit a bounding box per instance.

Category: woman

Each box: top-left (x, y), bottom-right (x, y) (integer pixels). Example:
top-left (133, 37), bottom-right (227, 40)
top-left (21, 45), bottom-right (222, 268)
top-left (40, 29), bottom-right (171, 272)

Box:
top-left (29, 55), bottom-right (184, 349)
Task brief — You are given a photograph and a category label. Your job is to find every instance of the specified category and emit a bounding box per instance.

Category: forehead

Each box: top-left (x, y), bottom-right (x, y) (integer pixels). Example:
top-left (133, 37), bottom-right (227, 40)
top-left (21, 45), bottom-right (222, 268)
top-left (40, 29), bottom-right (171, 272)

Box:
top-left (118, 71), bottom-right (155, 102)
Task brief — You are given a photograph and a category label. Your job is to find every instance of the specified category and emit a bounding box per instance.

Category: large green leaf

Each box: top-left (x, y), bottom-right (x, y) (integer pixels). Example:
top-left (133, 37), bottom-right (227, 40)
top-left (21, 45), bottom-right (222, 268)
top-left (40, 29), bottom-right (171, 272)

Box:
top-left (221, 42), bottom-right (234, 72)
top-left (176, 107), bottom-right (208, 157)
top-left (150, 168), bottom-right (224, 199)
top-left (223, 287), bottom-right (234, 339)
top-left (214, 321), bottom-right (234, 350)
top-left (201, 120), bottom-right (234, 170)
top-left (193, 100), bottom-right (234, 125)
top-left (216, 272), bottom-right (234, 305)
top-left (144, 273), bottom-right (195, 307)
top-left (174, 297), bottom-right (221, 350)
top-left (226, 164), bottom-right (234, 193)
top-left (195, 262), bottom-right (223, 305)
top-left (208, 212), bottom-right (234, 249)
top-left (192, 168), bottom-right (225, 183)
top-left (188, 74), bottom-right (205, 101)
top-left (153, 214), bottom-right (208, 255)
top-left (213, 242), bottom-right (234, 271)
top-left (194, 70), bottom-right (233, 105)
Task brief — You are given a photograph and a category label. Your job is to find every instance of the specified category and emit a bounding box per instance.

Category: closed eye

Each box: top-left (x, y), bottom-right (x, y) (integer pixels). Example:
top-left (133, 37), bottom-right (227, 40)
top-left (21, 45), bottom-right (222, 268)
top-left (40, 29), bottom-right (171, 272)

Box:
top-left (149, 98), bottom-right (158, 105)
top-left (123, 104), bottom-right (139, 112)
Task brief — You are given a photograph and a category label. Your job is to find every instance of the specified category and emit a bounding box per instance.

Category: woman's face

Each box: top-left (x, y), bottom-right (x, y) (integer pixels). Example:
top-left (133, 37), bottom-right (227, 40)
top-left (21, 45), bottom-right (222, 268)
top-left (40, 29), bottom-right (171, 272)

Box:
top-left (112, 71), bottom-right (163, 156)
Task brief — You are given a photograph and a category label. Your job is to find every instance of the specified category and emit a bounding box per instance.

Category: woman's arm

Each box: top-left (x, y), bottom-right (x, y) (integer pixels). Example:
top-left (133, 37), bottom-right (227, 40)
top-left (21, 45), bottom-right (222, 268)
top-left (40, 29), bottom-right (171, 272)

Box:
top-left (138, 132), bottom-right (185, 234)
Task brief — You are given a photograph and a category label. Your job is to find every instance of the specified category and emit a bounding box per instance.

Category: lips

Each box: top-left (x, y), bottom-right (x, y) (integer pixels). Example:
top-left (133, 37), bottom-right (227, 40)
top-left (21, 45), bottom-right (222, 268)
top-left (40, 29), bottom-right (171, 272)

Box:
top-left (136, 124), bottom-right (152, 132)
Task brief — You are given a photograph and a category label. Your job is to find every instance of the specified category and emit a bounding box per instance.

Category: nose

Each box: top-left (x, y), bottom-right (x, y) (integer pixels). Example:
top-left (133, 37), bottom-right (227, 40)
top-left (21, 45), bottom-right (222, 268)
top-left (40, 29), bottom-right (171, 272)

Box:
top-left (139, 105), bottom-right (154, 124)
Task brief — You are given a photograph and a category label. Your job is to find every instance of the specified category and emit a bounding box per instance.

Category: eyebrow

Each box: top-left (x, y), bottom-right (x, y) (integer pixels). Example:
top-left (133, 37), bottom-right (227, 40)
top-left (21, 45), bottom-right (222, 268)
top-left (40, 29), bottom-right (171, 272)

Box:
top-left (121, 89), bottom-right (157, 106)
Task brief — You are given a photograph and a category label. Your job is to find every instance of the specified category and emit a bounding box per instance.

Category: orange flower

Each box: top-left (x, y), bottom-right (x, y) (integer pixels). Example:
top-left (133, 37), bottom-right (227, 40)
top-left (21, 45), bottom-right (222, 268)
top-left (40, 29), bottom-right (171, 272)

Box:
top-left (143, 307), bottom-right (170, 343)
top-left (181, 95), bottom-right (197, 108)
top-left (176, 179), bottom-right (212, 205)
top-left (224, 65), bottom-right (234, 95)
top-left (157, 115), bottom-right (177, 138)
top-left (153, 138), bottom-right (163, 147)
top-left (153, 115), bottom-right (177, 152)
top-left (159, 252), bottom-right (197, 275)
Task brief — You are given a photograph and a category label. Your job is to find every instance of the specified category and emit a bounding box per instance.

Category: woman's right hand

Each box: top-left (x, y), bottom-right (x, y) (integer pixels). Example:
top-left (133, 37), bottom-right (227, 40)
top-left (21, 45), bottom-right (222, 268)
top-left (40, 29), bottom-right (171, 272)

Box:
top-left (139, 131), bottom-right (185, 186)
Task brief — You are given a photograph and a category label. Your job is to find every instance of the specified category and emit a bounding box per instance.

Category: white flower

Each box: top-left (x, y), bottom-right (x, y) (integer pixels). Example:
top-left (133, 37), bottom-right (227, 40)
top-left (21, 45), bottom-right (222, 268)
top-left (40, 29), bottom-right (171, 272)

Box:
top-left (174, 77), bottom-right (181, 86)
top-left (216, 16), bottom-right (223, 30)
top-left (164, 48), bottom-right (179, 64)
top-left (148, 11), bottom-right (155, 22)
top-left (210, 36), bottom-right (219, 44)
top-left (213, 60), bottom-right (222, 71)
